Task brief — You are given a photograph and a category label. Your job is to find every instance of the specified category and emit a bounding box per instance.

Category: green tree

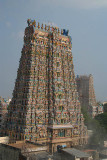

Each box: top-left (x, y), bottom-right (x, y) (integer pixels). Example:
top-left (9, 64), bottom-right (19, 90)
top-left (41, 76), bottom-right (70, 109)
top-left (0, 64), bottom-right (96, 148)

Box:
top-left (81, 107), bottom-right (107, 146)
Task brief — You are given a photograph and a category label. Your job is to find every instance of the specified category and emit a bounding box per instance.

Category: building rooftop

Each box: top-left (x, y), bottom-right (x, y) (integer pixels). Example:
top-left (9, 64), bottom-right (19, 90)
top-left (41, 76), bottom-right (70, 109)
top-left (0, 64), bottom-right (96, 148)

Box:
top-left (8, 141), bottom-right (47, 153)
top-left (8, 142), bottom-right (37, 149)
top-left (62, 148), bottom-right (90, 158)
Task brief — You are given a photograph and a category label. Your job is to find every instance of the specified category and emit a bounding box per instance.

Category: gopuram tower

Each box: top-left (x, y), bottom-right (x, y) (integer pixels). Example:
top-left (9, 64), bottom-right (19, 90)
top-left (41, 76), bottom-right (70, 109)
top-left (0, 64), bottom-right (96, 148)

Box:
top-left (76, 74), bottom-right (103, 118)
top-left (5, 19), bottom-right (87, 152)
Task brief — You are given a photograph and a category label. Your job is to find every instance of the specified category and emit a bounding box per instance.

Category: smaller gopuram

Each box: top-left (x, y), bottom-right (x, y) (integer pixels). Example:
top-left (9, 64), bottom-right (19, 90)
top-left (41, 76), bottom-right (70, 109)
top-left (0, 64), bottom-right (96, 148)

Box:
top-left (76, 74), bottom-right (103, 118)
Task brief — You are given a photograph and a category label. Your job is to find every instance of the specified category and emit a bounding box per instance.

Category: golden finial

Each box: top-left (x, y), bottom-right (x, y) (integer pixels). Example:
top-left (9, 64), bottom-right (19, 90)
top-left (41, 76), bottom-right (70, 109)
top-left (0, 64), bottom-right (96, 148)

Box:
top-left (32, 20), bottom-right (36, 26)
top-left (38, 22), bottom-right (40, 29)
top-left (61, 29), bottom-right (63, 35)
top-left (58, 28), bottom-right (60, 34)
top-left (34, 21), bottom-right (36, 28)
top-left (52, 27), bottom-right (54, 32)
top-left (41, 24), bottom-right (43, 29)
top-left (45, 25), bottom-right (47, 31)
top-left (48, 26), bottom-right (50, 31)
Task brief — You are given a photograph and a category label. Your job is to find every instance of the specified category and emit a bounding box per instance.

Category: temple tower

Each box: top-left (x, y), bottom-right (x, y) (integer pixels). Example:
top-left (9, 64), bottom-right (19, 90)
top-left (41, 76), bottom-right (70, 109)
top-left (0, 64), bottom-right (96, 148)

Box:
top-left (76, 74), bottom-right (100, 118)
top-left (5, 19), bottom-right (87, 152)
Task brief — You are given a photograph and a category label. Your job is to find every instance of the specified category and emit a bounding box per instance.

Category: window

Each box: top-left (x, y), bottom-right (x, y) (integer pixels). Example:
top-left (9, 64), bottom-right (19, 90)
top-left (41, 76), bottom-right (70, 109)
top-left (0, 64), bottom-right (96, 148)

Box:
top-left (38, 106), bottom-right (41, 110)
top-left (57, 83), bottom-right (61, 88)
top-left (57, 62), bottom-right (60, 67)
top-left (56, 53), bottom-right (59, 57)
top-left (61, 119), bottom-right (64, 124)
top-left (58, 94), bottom-right (62, 99)
top-left (59, 106), bottom-right (64, 111)
top-left (57, 72), bottom-right (60, 77)
top-left (58, 129), bottom-right (65, 137)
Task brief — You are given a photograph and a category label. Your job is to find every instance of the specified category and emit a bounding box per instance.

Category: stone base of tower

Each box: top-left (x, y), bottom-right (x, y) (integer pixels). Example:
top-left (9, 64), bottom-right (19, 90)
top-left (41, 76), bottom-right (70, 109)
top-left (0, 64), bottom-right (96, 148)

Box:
top-left (47, 136), bottom-right (88, 153)
top-left (45, 125), bottom-right (88, 153)
top-left (6, 132), bottom-right (88, 154)
top-left (6, 126), bottom-right (88, 154)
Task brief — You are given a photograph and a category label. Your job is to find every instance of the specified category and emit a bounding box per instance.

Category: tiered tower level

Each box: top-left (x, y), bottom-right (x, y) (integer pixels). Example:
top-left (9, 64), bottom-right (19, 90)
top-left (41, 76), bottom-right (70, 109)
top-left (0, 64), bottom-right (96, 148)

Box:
top-left (5, 19), bottom-right (87, 152)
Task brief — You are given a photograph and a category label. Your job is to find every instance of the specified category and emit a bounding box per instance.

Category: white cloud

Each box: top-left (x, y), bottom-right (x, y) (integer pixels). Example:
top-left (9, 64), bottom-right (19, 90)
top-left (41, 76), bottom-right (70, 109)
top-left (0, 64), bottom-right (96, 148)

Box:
top-left (6, 22), bottom-right (11, 28)
top-left (17, 31), bottom-right (24, 40)
top-left (11, 31), bottom-right (24, 41)
top-left (45, 0), bottom-right (107, 9)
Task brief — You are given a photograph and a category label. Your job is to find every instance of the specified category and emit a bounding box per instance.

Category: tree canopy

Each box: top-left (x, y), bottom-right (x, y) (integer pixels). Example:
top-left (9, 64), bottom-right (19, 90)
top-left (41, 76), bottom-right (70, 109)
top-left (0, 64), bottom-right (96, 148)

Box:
top-left (81, 107), bottom-right (107, 146)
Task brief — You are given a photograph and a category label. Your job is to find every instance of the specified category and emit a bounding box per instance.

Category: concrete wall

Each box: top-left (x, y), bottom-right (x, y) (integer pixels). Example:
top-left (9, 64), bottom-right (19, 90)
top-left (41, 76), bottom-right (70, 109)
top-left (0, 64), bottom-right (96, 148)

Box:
top-left (0, 144), bottom-right (21, 160)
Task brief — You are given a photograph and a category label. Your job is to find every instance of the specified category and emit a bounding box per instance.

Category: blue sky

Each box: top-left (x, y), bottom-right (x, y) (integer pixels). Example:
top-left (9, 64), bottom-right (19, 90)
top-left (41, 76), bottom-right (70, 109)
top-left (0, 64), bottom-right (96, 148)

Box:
top-left (0, 0), bottom-right (107, 102)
